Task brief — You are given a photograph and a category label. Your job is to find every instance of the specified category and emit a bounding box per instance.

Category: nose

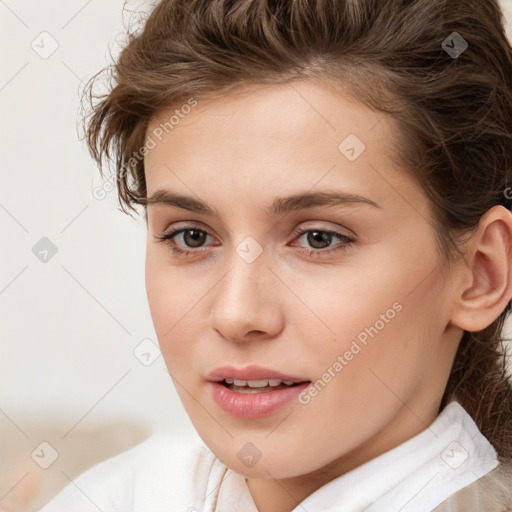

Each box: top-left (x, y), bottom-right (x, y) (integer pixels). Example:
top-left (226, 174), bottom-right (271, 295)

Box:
top-left (209, 251), bottom-right (284, 343)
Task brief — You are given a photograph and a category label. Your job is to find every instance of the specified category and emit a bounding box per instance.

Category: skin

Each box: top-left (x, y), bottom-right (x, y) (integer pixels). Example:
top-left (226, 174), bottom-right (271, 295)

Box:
top-left (143, 80), bottom-right (512, 512)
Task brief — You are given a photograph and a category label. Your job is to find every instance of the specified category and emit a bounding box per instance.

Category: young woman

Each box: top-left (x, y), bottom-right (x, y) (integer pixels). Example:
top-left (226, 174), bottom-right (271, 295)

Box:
top-left (40, 0), bottom-right (512, 510)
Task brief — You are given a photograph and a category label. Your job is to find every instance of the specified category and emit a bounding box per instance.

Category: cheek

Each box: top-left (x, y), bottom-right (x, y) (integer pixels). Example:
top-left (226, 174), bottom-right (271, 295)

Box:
top-left (297, 252), bottom-right (444, 391)
top-left (145, 248), bottom-right (199, 325)
top-left (293, 294), bottom-right (440, 451)
top-left (144, 249), bottom-right (213, 372)
top-left (145, 251), bottom-right (173, 333)
top-left (145, 251), bottom-right (188, 352)
top-left (290, 261), bottom-right (406, 353)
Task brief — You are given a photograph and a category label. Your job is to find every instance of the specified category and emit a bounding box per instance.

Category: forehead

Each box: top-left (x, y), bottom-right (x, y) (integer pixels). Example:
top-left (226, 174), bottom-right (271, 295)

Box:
top-left (146, 80), bottom-right (393, 153)
top-left (143, 80), bottom-right (427, 221)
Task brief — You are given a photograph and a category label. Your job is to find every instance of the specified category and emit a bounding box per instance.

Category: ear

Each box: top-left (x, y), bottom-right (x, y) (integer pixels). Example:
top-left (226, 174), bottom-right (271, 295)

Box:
top-left (450, 205), bottom-right (512, 332)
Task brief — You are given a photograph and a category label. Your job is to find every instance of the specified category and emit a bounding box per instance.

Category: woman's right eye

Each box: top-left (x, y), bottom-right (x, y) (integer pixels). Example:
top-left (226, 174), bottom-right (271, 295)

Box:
top-left (155, 227), bottom-right (215, 256)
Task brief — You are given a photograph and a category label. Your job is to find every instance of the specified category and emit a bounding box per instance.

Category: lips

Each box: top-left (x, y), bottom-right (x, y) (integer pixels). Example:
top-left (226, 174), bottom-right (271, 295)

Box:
top-left (209, 380), bottom-right (311, 418)
top-left (206, 365), bottom-right (311, 417)
top-left (206, 364), bottom-right (309, 384)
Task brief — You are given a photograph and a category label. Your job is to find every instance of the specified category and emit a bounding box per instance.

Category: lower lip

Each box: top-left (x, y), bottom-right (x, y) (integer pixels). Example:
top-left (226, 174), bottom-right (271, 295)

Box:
top-left (209, 381), bottom-right (311, 419)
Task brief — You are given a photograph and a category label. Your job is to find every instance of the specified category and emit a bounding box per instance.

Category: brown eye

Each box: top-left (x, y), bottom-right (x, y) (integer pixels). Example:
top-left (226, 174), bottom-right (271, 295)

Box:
top-left (306, 230), bottom-right (334, 249)
top-left (181, 229), bottom-right (207, 248)
top-left (291, 227), bottom-right (356, 258)
top-left (155, 226), bottom-right (215, 256)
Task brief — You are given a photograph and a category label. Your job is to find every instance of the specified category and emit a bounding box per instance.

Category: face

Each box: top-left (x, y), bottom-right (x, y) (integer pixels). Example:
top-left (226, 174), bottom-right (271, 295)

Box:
top-left (144, 80), bottom-right (461, 480)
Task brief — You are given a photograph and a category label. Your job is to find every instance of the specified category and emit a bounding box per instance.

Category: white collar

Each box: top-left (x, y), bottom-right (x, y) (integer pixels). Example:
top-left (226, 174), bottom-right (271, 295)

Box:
top-left (210, 401), bottom-right (498, 512)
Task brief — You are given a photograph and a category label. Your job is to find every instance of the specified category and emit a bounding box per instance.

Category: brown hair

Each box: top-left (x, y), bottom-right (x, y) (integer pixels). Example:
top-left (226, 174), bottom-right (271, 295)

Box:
top-left (82, 0), bottom-right (512, 464)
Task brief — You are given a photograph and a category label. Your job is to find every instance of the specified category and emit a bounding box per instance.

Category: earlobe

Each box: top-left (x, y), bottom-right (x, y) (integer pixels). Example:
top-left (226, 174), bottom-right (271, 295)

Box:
top-left (450, 205), bottom-right (512, 332)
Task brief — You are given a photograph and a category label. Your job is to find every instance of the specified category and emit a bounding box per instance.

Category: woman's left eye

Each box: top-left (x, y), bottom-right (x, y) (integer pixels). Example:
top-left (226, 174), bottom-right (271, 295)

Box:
top-left (291, 227), bottom-right (356, 257)
top-left (154, 225), bottom-right (356, 258)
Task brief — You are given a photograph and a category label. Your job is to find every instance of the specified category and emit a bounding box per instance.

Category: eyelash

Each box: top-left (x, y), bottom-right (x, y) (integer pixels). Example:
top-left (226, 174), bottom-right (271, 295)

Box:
top-left (154, 225), bottom-right (356, 259)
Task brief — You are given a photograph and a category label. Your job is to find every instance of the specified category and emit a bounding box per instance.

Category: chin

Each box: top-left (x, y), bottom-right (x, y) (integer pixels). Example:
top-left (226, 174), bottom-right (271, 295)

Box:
top-left (210, 443), bottom-right (323, 480)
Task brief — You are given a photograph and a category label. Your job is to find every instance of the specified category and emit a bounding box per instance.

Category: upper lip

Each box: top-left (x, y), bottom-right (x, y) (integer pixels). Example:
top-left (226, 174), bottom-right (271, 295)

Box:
top-left (206, 364), bottom-right (310, 383)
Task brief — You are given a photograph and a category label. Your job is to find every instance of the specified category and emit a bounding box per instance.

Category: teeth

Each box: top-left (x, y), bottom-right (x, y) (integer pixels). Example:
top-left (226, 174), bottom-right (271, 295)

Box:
top-left (247, 380), bottom-right (270, 388)
top-left (224, 379), bottom-right (296, 387)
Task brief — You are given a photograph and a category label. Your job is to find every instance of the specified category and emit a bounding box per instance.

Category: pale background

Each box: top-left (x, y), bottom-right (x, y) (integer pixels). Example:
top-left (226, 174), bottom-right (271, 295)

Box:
top-left (1, 1), bottom-right (512, 510)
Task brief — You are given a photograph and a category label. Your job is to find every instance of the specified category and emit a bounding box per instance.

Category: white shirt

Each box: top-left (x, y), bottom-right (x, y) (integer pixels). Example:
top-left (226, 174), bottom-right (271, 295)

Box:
top-left (38, 401), bottom-right (498, 512)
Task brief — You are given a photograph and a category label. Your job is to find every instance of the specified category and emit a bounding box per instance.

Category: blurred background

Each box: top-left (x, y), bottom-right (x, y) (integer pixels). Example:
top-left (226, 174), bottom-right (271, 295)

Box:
top-left (1, 1), bottom-right (512, 511)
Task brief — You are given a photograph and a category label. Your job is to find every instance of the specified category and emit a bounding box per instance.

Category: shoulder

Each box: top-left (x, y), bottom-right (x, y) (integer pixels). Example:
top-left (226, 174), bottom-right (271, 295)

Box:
top-left (433, 461), bottom-right (512, 512)
top-left (38, 433), bottom-right (220, 512)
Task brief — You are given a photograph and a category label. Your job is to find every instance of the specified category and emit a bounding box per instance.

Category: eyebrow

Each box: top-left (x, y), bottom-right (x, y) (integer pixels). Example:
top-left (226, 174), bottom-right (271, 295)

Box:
top-left (145, 189), bottom-right (380, 216)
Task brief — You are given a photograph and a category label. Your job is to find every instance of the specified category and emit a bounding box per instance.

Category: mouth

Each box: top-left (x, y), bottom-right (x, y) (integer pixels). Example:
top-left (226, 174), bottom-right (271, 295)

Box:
top-left (219, 378), bottom-right (307, 394)
top-left (206, 365), bottom-right (311, 418)
top-left (206, 364), bottom-right (310, 391)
